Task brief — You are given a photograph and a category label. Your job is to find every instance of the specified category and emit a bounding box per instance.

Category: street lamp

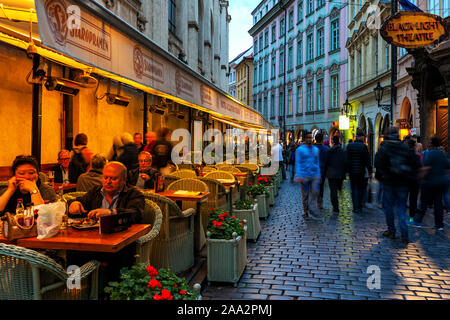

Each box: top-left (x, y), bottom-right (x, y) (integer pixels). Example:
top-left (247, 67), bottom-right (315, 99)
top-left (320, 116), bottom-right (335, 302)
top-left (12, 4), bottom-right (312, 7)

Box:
top-left (343, 98), bottom-right (357, 121)
top-left (373, 81), bottom-right (391, 113)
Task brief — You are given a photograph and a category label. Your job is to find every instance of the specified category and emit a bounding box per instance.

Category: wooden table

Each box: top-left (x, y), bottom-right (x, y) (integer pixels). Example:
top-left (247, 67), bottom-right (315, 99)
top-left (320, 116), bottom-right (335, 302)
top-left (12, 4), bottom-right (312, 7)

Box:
top-left (148, 190), bottom-right (209, 253)
top-left (4, 224), bottom-right (151, 253)
top-left (52, 183), bottom-right (77, 193)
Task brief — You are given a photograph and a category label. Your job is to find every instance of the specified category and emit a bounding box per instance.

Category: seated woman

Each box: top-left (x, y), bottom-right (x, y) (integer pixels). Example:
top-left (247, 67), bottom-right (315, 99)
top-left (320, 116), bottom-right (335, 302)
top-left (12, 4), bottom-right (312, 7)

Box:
top-left (0, 155), bottom-right (57, 215)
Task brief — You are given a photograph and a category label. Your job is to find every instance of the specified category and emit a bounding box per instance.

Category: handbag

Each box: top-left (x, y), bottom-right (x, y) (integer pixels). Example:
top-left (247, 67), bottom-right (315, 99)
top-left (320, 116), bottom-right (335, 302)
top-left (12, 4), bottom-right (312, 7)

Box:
top-left (2, 212), bottom-right (37, 241)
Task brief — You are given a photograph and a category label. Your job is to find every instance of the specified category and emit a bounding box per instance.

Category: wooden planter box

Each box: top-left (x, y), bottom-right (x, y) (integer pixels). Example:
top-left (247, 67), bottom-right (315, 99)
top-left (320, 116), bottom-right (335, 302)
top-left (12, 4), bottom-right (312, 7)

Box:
top-left (232, 204), bottom-right (261, 242)
top-left (206, 226), bottom-right (247, 286)
top-left (254, 194), bottom-right (268, 219)
top-left (267, 185), bottom-right (275, 206)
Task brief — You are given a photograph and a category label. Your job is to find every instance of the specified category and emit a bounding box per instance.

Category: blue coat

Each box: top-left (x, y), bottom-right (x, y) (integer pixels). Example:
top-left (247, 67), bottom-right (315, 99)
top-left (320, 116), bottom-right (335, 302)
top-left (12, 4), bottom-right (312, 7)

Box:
top-left (294, 145), bottom-right (321, 180)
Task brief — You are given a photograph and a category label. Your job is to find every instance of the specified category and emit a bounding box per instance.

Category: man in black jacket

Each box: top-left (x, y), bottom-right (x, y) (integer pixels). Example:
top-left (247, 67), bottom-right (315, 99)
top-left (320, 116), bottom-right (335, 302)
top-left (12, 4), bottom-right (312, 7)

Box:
top-left (50, 150), bottom-right (70, 183)
top-left (324, 136), bottom-right (346, 213)
top-left (375, 127), bottom-right (421, 244)
top-left (127, 152), bottom-right (159, 190)
top-left (346, 131), bottom-right (372, 214)
top-left (68, 161), bottom-right (144, 224)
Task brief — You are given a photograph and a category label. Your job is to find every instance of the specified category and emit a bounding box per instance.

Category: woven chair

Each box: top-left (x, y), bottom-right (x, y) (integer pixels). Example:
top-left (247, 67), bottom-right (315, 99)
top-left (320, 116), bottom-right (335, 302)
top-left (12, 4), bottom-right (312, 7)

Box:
top-left (141, 192), bottom-right (195, 274)
top-left (198, 177), bottom-right (228, 232)
top-left (171, 170), bottom-right (197, 179)
top-left (0, 243), bottom-right (100, 300)
top-left (220, 166), bottom-right (241, 173)
top-left (177, 163), bottom-right (194, 171)
top-left (162, 175), bottom-right (180, 190)
top-left (135, 199), bottom-right (163, 265)
top-left (239, 163), bottom-right (260, 174)
top-left (202, 166), bottom-right (217, 173)
top-left (166, 178), bottom-right (209, 214)
top-left (204, 171), bottom-right (240, 205)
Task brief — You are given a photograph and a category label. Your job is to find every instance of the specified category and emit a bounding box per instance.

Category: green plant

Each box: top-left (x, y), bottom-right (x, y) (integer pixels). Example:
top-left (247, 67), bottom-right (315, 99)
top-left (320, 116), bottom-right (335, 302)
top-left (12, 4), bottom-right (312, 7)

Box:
top-left (207, 208), bottom-right (246, 240)
top-left (104, 264), bottom-right (200, 300)
top-left (246, 183), bottom-right (269, 198)
top-left (234, 199), bottom-right (254, 210)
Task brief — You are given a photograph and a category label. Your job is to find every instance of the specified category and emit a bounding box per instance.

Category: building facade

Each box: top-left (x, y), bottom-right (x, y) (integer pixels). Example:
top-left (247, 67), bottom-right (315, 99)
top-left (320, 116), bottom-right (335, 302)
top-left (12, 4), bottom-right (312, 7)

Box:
top-left (228, 47), bottom-right (253, 99)
top-left (249, 0), bottom-right (348, 143)
top-left (346, 0), bottom-right (392, 159)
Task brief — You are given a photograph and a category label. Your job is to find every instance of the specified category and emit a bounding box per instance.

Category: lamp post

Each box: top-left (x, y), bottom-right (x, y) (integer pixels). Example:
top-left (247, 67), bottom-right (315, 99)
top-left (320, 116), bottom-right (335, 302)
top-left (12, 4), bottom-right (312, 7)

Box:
top-left (373, 81), bottom-right (393, 124)
top-left (343, 98), bottom-right (357, 121)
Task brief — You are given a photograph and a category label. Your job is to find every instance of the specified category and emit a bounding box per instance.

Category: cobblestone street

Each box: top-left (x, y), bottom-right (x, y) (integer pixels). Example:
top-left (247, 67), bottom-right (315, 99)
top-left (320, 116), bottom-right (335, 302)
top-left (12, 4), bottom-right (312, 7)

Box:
top-left (203, 177), bottom-right (450, 300)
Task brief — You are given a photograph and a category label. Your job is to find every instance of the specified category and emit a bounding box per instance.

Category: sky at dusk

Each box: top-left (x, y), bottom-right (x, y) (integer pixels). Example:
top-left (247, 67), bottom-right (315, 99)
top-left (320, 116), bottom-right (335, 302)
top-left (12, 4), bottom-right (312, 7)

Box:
top-left (228, 0), bottom-right (260, 61)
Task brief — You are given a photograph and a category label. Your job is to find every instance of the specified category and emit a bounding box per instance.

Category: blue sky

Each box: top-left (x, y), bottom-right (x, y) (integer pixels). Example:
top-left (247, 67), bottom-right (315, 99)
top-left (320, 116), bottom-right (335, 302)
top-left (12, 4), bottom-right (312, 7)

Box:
top-left (228, 0), bottom-right (260, 61)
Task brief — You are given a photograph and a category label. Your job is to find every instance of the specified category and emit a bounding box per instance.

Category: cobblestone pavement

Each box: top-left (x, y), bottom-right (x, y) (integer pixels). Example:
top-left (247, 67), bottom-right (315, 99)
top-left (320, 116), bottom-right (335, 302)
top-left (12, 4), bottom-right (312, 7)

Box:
top-left (202, 176), bottom-right (450, 300)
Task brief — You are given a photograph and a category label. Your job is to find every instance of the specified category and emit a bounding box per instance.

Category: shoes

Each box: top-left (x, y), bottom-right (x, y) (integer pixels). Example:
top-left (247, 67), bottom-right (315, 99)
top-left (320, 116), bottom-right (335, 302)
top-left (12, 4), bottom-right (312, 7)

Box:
top-left (382, 230), bottom-right (396, 239)
top-left (436, 227), bottom-right (444, 231)
top-left (308, 214), bottom-right (322, 221)
top-left (407, 220), bottom-right (422, 228)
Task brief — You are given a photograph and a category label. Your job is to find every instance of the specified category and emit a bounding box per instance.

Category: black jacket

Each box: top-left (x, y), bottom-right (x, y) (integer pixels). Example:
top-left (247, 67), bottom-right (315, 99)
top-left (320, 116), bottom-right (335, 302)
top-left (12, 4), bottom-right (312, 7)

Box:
top-left (152, 140), bottom-right (173, 169)
top-left (127, 167), bottom-right (159, 189)
top-left (323, 145), bottom-right (346, 180)
top-left (422, 149), bottom-right (450, 188)
top-left (374, 139), bottom-right (421, 187)
top-left (50, 164), bottom-right (69, 183)
top-left (118, 143), bottom-right (139, 171)
top-left (345, 140), bottom-right (372, 176)
top-left (69, 147), bottom-right (88, 184)
top-left (72, 185), bottom-right (144, 224)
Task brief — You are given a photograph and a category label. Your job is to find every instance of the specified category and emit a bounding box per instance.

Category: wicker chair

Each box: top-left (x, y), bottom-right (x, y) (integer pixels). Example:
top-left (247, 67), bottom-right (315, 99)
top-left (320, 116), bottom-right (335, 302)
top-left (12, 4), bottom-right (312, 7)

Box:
top-left (171, 170), bottom-right (197, 179)
top-left (220, 166), bottom-right (241, 173)
top-left (141, 192), bottom-right (195, 274)
top-left (198, 177), bottom-right (228, 232)
top-left (135, 199), bottom-right (163, 265)
top-left (0, 243), bottom-right (100, 300)
top-left (239, 163), bottom-right (260, 174)
top-left (177, 164), bottom-right (194, 171)
top-left (202, 166), bottom-right (217, 173)
top-left (162, 175), bottom-right (180, 190)
top-left (204, 171), bottom-right (240, 206)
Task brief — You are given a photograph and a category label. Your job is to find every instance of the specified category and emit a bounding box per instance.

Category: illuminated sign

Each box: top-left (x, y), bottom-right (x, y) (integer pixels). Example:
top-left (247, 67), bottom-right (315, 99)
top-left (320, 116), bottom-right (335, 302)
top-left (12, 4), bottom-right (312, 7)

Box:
top-left (339, 115), bottom-right (349, 130)
top-left (380, 11), bottom-right (448, 48)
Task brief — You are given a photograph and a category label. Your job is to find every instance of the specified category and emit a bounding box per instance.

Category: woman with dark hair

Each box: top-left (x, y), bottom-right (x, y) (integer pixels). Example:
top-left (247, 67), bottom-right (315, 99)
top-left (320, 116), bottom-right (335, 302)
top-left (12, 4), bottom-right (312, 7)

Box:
top-left (69, 133), bottom-right (90, 183)
top-left (0, 155), bottom-right (57, 215)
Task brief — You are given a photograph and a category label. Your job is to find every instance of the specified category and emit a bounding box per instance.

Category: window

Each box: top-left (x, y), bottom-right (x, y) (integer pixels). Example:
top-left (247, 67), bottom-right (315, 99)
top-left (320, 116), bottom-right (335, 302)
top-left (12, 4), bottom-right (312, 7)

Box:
top-left (168, 0), bottom-right (176, 33)
top-left (264, 57), bottom-right (269, 81)
top-left (259, 61), bottom-right (263, 83)
top-left (297, 40), bottom-right (303, 67)
top-left (358, 51), bottom-right (362, 85)
top-left (350, 56), bottom-right (354, 89)
top-left (306, 82), bottom-right (313, 112)
top-left (330, 19), bottom-right (339, 51)
top-left (428, 0), bottom-right (439, 15)
top-left (297, 1), bottom-right (303, 22)
top-left (330, 74), bottom-right (339, 109)
top-left (253, 64), bottom-right (258, 84)
top-left (265, 29), bottom-right (269, 47)
top-left (270, 94), bottom-right (275, 117)
top-left (287, 88), bottom-right (293, 115)
top-left (317, 79), bottom-right (324, 111)
top-left (279, 91), bottom-right (284, 116)
top-left (288, 45), bottom-right (293, 71)
top-left (306, 33), bottom-right (314, 61)
top-left (264, 96), bottom-right (268, 117)
top-left (280, 17), bottom-right (285, 37)
top-left (386, 43), bottom-right (391, 71)
top-left (259, 34), bottom-right (263, 52)
top-left (258, 97), bottom-right (262, 113)
top-left (271, 53), bottom-right (276, 78)
top-left (297, 85), bottom-right (302, 113)
top-left (317, 28), bottom-right (324, 57)
top-left (317, 0), bottom-right (325, 8)
top-left (279, 49), bottom-right (285, 74)
top-left (288, 9), bottom-right (294, 30)
top-left (307, 0), bottom-right (314, 15)
top-left (374, 36), bottom-right (379, 75)
top-left (254, 38), bottom-right (258, 53)
top-left (271, 23), bottom-right (276, 43)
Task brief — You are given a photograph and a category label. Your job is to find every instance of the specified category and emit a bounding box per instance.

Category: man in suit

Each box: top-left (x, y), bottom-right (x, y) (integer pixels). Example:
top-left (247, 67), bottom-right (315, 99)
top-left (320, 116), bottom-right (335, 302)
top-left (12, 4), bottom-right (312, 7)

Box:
top-left (50, 150), bottom-right (70, 183)
top-left (127, 152), bottom-right (159, 190)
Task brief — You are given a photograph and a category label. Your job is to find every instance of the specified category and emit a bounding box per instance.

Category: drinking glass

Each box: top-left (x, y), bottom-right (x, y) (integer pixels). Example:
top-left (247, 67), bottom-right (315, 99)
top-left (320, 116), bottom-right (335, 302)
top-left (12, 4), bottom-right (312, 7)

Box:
top-left (48, 171), bottom-right (55, 187)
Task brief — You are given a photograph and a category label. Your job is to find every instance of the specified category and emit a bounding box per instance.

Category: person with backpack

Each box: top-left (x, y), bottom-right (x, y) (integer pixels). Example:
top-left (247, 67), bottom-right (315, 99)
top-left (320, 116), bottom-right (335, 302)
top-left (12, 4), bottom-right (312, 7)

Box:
top-left (375, 126), bottom-right (421, 244)
top-left (323, 136), bottom-right (346, 213)
top-left (314, 133), bottom-right (329, 210)
top-left (410, 136), bottom-right (449, 231)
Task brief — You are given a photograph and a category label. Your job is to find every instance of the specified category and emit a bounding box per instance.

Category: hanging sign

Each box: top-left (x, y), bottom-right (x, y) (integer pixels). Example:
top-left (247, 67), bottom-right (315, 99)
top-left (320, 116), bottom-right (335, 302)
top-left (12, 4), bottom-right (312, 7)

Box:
top-left (339, 115), bottom-right (350, 130)
top-left (380, 11), bottom-right (448, 48)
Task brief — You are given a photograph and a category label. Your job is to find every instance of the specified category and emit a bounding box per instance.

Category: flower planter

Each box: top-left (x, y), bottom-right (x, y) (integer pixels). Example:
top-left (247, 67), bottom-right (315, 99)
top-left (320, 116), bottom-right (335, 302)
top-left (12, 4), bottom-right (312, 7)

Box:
top-left (232, 204), bottom-right (261, 242)
top-left (267, 185), bottom-right (275, 206)
top-left (254, 194), bottom-right (268, 219)
top-left (265, 193), bottom-right (270, 213)
top-left (206, 226), bottom-right (247, 287)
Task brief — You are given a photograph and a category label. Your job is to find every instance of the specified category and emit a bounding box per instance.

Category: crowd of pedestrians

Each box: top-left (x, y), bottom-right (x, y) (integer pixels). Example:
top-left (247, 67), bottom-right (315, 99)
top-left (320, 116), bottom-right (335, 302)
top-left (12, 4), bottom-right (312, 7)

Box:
top-left (282, 127), bottom-right (449, 244)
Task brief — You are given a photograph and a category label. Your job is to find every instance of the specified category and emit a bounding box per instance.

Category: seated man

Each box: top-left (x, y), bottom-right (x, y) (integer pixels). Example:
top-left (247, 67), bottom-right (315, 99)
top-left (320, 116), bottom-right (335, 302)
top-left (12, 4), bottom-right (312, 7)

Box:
top-left (127, 151), bottom-right (159, 190)
top-left (68, 161), bottom-right (144, 224)
top-left (76, 154), bottom-right (107, 192)
top-left (50, 150), bottom-right (70, 184)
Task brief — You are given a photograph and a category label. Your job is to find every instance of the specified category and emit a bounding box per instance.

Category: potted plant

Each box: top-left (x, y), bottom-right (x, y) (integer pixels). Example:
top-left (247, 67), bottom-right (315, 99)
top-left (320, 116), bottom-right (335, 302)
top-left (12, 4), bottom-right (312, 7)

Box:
top-left (246, 183), bottom-right (269, 219)
top-left (233, 199), bottom-right (261, 242)
top-left (206, 209), bottom-right (247, 287)
top-left (256, 175), bottom-right (275, 206)
top-left (104, 264), bottom-right (201, 300)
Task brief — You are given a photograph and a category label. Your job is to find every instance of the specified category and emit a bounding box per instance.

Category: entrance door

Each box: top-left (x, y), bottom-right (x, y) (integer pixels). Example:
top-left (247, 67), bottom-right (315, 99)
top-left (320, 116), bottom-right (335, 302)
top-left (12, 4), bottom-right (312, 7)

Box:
top-left (436, 101), bottom-right (448, 151)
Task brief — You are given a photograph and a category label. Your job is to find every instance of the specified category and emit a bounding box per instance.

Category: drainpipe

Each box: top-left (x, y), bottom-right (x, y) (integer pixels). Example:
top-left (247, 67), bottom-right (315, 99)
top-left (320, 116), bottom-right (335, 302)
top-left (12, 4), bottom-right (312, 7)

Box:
top-left (279, 0), bottom-right (287, 142)
top-left (31, 54), bottom-right (42, 168)
top-left (143, 92), bottom-right (148, 136)
top-left (390, 0), bottom-right (397, 125)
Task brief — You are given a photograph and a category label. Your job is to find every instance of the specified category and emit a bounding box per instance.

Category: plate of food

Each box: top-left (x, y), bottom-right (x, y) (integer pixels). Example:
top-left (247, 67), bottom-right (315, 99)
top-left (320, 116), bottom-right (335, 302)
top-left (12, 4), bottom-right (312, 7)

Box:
top-left (69, 218), bottom-right (99, 230)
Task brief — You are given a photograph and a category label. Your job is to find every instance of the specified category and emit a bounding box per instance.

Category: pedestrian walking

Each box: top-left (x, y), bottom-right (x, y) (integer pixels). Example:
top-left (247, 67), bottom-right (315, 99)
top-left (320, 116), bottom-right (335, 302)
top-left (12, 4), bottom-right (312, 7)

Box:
top-left (407, 139), bottom-right (421, 220)
top-left (323, 135), bottom-right (346, 213)
top-left (411, 136), bottom-right (449, 231)
top-left (295, 132), bottom-right (321, 220)
top-left (289, 142), bottom-right (296, 181)
top-left (314, 133), bottom-right (329, 209)
top-left (345, 130), bottom-right (372, 214)
top-left (375, 126), bottom-right (420, 244)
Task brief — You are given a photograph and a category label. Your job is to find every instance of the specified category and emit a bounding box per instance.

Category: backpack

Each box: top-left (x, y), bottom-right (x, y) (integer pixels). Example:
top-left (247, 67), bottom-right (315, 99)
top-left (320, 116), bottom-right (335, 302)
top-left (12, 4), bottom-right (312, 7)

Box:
top-left (388, 144), bottom-right (415, 181)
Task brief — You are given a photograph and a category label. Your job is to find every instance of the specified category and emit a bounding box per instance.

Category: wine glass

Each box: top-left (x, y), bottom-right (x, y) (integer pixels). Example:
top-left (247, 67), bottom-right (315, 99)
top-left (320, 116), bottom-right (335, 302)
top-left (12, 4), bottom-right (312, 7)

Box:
top-left (48, 171), bottom-right (55, 187)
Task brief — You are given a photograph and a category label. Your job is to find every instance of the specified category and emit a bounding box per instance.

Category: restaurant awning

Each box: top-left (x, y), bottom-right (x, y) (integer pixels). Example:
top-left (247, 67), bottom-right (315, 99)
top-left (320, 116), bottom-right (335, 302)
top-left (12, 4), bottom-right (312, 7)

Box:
top-left (0, 0), bottom-right (273, 130)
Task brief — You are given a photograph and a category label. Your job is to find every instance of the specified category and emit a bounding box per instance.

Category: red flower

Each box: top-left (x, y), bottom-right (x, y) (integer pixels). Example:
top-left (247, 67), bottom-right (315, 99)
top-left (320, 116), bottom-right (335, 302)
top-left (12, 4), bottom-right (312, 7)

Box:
top-left (153, 293), bottom-right (161, 300)
top-left (248, 182), bottom-right (252, 186)
top-left (148, 278), bottom-right (162, 289)
top-left (180, 290), bottom-right (187, 294)
top-left (212, 220), bottom-right (222, 227)
top-left (219, 215), bottom-right (225, 221)
top-left (240, 220), bottom-right (245, 224)
top-left (161, 289), bottom-right (173, 300)
top-left (146, 266), bottom-right (158, 278)
top-left (223, 212), bottom-right (229, 218)
top-left (173, 284), bottom-right (178, 288)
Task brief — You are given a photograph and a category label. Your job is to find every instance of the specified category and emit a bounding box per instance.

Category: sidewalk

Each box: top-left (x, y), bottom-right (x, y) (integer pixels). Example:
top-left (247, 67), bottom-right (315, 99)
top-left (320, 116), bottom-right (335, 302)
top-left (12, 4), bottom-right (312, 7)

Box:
top-left (202, 177), bottom-right (450, 300)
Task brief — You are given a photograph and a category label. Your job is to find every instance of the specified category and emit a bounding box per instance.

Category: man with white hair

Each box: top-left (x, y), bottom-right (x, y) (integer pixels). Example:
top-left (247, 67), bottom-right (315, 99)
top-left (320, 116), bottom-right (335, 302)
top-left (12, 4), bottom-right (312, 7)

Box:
top-left (69, 161), bottom-right (144, 223)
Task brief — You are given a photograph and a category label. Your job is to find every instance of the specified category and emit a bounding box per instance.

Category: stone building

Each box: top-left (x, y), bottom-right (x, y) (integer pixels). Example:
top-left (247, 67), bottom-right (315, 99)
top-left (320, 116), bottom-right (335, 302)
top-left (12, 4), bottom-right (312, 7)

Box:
top-left (228, 47), bottom-right (254, 107)
top-left (249, 0), bottom-right (348, 143)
